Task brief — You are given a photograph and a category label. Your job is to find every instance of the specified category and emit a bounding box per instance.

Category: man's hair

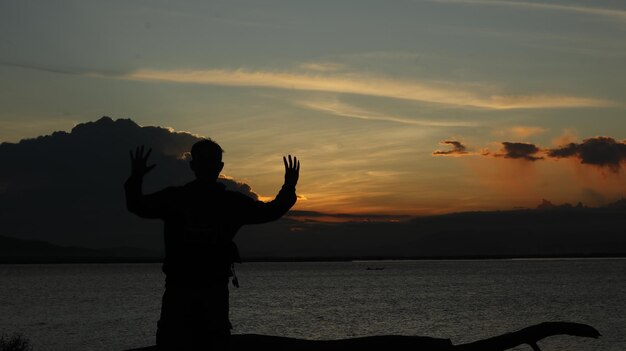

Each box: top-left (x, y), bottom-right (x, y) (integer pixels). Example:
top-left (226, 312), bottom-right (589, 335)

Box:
top-left (190, 139), bottom-right (224, 162)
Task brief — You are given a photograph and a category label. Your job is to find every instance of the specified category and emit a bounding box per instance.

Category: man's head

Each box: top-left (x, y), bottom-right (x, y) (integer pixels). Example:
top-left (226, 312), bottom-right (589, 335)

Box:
top-left (190, 139), bottom-right (224, 181)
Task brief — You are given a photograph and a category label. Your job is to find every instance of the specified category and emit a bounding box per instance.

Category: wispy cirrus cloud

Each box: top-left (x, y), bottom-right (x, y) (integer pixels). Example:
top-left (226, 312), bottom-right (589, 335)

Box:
top-left (2, 62), bottom-right (622, 110)
top-left (5, 61), bottom-right (617, 110)
top-left (84, 68), bottom-right (616, 110)
top-left (299, 100), bottom-right (478, 127)
top-left (430, 0), bottom-right (626, 21)
top-left (299, 62), bottom-right (347, 72)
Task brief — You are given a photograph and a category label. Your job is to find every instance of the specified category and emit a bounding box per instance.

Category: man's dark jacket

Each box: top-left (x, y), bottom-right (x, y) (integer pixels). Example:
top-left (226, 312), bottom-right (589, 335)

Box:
top-left (125, 176), bottom-right (297, 287)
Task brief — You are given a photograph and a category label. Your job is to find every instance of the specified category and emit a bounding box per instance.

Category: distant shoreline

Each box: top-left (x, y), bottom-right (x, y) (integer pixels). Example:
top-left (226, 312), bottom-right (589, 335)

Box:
top-left (1, 253), bottom-right (625, 264)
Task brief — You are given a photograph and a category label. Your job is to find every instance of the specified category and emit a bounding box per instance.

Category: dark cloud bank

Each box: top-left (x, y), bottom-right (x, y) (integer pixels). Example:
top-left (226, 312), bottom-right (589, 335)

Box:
top-left (0, 117), bottom-right (256, 252)
top-left (1, 118), bottom-right (625, 260)
top-left (548, 137), bottom-right (626, 171)
top-left (434, 137), bottom-right (626, 171)
top-left (432, 140), bottom-right (468, 156)
top-left (497, 142), bottom-right (543, 161)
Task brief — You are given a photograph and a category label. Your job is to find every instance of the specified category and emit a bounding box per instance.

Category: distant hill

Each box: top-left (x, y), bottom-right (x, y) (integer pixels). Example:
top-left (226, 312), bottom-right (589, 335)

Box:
top-left (2, 192), bottom-right (626, 262)
top-left (0, 235), bottom-right (161, 263)
top-left (234, 204), bottom-right (626, 260)
top-left (1, 203), bottom-right (625, 262)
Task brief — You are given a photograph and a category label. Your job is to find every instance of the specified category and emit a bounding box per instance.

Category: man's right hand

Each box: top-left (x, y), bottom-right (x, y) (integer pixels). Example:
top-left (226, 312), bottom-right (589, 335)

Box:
top-left (283, 155), bottom-right (300, 189)
top-left (129, 145), bottom-right (156, 178)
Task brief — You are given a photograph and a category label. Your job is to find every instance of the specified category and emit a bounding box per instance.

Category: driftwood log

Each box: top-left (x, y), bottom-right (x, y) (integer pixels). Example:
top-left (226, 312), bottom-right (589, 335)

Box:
top-left (125, 321), bottom-right (600, 351)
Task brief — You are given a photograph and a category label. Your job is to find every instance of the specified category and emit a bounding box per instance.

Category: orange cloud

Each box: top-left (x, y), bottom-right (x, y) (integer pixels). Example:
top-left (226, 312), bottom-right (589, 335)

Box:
top-left (493, 126), bottom-right (547, 139)
top-left (551, 128), bottom-right (579, 147)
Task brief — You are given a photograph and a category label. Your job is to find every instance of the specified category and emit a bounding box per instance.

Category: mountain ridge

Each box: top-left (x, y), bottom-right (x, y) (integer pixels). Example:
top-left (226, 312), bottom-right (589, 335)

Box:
top-left (2, 202), bottom-right (624, 262)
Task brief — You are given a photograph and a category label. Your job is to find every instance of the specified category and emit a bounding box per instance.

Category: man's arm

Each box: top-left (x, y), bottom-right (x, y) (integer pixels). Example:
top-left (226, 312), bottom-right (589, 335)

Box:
top-left (124, 145), bottom-right (168, 219)
top-left (241, 155), bottom-right (300, 224)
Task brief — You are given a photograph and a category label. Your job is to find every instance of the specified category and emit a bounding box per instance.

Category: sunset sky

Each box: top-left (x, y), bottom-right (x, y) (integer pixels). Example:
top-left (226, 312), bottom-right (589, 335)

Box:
top-left (1, 0), bottom-right (626, 215)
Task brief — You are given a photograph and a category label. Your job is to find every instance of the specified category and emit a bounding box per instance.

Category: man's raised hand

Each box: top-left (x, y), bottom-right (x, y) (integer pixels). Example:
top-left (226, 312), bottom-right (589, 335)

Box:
top-left (130, 145), bottom-right (157, 178)
top-left (283, 155), bottom-right (300, 189)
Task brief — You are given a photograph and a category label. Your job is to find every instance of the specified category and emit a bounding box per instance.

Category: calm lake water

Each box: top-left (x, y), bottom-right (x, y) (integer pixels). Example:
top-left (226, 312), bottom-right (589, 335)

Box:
top-left (0, 259), bottom-right (624, 351)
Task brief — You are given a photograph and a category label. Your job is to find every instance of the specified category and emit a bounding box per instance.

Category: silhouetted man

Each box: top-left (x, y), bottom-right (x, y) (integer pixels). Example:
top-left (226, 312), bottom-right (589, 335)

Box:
top-left (125, 140), bottom-right (299, 350)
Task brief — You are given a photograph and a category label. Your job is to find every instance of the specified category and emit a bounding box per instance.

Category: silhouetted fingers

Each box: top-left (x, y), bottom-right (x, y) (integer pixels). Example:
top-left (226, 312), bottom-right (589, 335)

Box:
top-left (145, 148), bottom-right (153, 161)
top-left (146, 164), bottom-right (157, 173)
top-left (284, 155), bottom-right (301, 173)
